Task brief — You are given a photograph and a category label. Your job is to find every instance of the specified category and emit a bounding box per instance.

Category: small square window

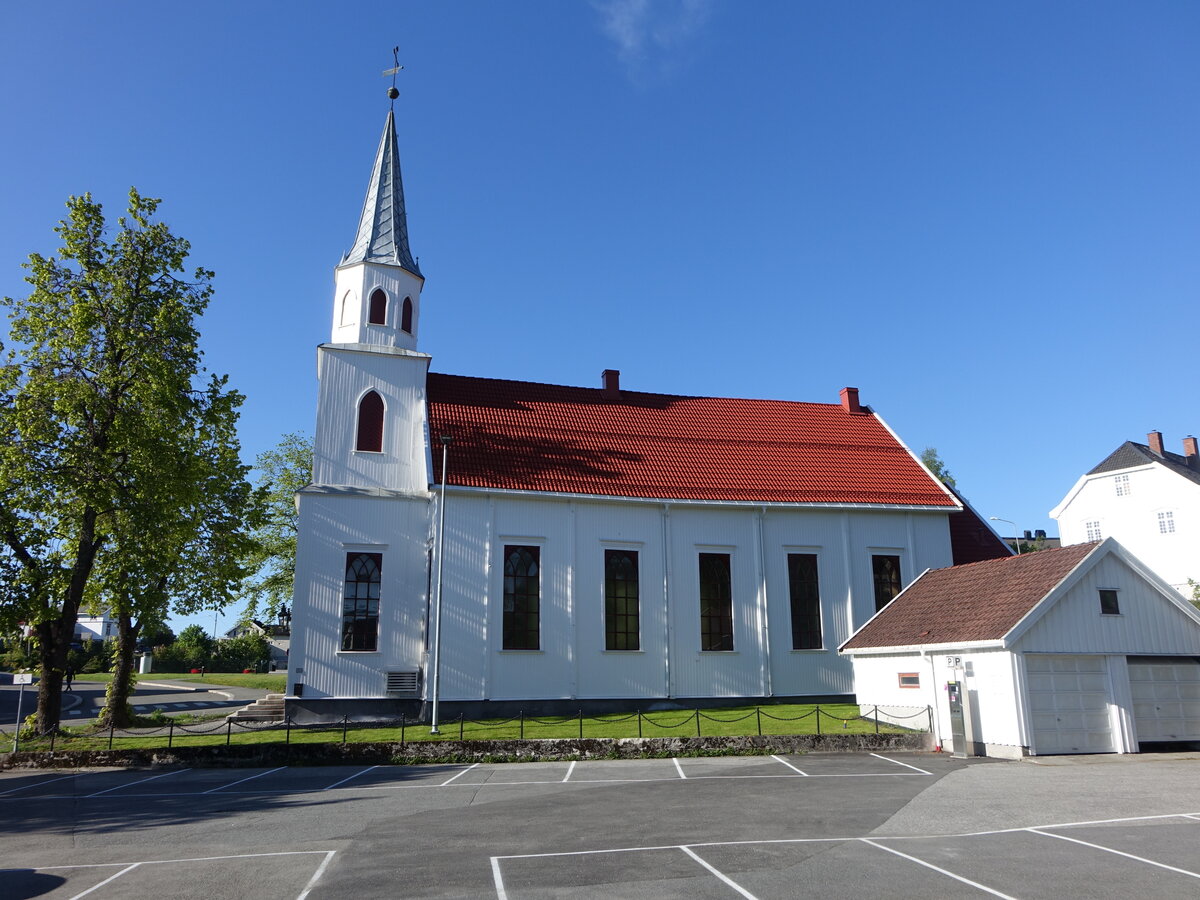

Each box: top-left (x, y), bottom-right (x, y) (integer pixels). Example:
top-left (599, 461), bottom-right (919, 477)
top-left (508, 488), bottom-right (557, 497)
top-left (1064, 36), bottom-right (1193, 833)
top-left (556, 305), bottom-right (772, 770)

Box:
top-left (1099, 589), bottom-right (1120, 615)
top-left (1158, 511), bottom-right (1175, 534)
top-left (1085, 521), bottom-right (1102, 541)
top-left (898, 672), bottom-right (920, 688)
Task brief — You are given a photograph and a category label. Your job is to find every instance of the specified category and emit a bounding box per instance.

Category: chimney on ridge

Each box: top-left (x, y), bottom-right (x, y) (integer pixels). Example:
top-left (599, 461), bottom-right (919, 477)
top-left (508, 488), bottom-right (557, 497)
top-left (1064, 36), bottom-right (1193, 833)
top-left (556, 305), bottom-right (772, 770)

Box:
top-left (1147, 431), bottom-right (1165, 456)
top-left (602, 369), bottom-right (620, 401)
top-left (839, 386), bottom-right (862, 414)
top-left (1184, 435), bottom-right (1199, 470)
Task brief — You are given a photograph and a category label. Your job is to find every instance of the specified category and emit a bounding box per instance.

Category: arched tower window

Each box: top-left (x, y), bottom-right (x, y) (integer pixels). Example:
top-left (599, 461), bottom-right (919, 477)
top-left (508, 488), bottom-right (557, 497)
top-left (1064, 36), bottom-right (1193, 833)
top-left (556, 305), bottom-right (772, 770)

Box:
top-left (401, 296), bottom-right (414, 334)
top-left (368, 288), bottom-right (388, 325)
top-left (340, 291), bottom-right (357, 326)
top-left (356, 390), bottom-right (385, 452)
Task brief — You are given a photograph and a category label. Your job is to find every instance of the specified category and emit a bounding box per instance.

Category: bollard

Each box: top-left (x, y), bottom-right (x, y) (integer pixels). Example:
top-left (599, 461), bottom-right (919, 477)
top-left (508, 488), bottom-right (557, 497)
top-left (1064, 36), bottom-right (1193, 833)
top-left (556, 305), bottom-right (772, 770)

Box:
top-left (168, 722), bottom-right (174, 748)
top-left (875, 705), bottom-right (880, 734)
top-left (342, 715), bottom-right (349, 745)
top-left (519, 711), bottom-right (524, 741)
top-left (226, 720), bottom-right (233, 746)
top-left (400, 715), bottom-right (406, 747)
top-left (815, 705), bottom-right (821, 736)
top-left (49, 728), bottom-right (56, 753)
top-left (109, 722), bottom-right (115, 751)
top-left (756, 707), bottom-right (762, 736)
top-left (579, 709), bottom-right (584, 740)
top-left (459, 714), bottom-right (464, 742)
top-left (637, 709), bottom-right (642, 738)
top-left (695, 709), bottom-right (701, 737)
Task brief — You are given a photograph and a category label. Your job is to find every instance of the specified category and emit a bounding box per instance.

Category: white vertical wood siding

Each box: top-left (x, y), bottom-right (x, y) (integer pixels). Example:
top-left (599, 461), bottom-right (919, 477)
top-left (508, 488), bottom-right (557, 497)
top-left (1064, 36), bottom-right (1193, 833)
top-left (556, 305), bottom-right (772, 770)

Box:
top-left (1016, 554), bottom-right (1200, 656)
top-left (331, 261), bottom-right (423, 351)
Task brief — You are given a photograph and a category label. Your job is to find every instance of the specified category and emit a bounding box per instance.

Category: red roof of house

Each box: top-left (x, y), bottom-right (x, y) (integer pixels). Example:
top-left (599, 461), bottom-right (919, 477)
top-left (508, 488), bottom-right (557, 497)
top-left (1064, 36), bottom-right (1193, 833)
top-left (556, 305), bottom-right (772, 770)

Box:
top-left (426, 373), bottom-right (959, 507)
top-left (841, 542), bottom-right (1100, 650)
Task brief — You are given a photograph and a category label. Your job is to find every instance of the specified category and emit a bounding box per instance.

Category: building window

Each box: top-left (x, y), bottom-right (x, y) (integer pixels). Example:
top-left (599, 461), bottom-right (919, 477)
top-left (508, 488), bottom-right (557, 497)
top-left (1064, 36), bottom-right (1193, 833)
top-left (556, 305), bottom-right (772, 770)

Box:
top-left (1086, 521), bottom-right (1102, 541)
top-left (898, 673), bottom-right (921, 688)
top-left (699, 552), bottom-right (734, 651)
top-left (368, 288), bottom-right (387, 325)
top-left (604, 549), bottom-right (640, 650)
top-left (340, 290), bottom-right (357, 326)
top-left (1099, 589), bottom-right (1120, 615)
top-left (401, 296), bottom-right (413, 333)
top-left (872, 555), bottom-right (902, 612)
top-left (1158, 511), bottom-right (1175, 534)
top-left (1114, 474), bottom-right (1130, 497)
top-left (787, 553), bottom-right (822, 650)
top-left (356, 390), bottom-right (384, 452)
top-left (502, 545), bottom-right (540, 650)
top-left (342, 552), bottom-right (382, 651)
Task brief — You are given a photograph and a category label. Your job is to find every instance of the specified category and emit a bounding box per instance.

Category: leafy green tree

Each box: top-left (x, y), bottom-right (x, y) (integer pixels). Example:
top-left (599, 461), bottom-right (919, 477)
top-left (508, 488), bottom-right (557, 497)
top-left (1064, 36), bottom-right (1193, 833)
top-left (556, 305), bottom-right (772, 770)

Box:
top-left (0, 189), bottom-right (240, 732)
top-left (1189, 579), bottom-right (1200, 613)
top-left (919, 446), bottom-right (956, 488)
top-left (240, 432), bottom-right (312, 622)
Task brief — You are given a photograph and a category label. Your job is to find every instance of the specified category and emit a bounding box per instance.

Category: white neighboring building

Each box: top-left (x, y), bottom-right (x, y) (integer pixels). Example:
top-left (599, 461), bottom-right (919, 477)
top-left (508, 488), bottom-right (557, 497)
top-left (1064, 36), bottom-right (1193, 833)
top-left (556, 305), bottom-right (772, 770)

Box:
top-left (75, 612), bottom-right (117, 642)
top-left (1051, 432), bottom-right (1200, 596)
top-left (287, 106), bottom-right (1010, 721)
top-left (842, 539), bottom-right (1200, 757)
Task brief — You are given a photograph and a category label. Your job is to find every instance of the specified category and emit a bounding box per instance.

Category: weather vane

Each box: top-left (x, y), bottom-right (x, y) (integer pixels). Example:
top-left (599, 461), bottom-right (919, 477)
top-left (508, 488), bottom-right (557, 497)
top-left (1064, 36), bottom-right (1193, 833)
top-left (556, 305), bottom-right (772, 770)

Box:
top-left (382, 46), bottom-right (403, 102)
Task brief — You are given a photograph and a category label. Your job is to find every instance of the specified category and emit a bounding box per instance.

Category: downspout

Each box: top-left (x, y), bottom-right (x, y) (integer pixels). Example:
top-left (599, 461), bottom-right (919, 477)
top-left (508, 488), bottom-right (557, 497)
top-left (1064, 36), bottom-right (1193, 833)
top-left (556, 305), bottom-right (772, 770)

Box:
top-left (662, 503), bottom-right (673, 698)
top-left (755, 506), bottom-right (773, 697)
top-left (926, 649), bottom-right (942, 750)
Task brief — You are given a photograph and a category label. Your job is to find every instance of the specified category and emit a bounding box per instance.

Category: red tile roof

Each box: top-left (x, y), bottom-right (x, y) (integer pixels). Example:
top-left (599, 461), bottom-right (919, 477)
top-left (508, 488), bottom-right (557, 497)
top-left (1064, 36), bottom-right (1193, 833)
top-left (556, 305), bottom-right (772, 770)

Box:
top-left (426, 373), bottom-right (959, 506)
top-left (841, 542), bottom-right (1100, 650)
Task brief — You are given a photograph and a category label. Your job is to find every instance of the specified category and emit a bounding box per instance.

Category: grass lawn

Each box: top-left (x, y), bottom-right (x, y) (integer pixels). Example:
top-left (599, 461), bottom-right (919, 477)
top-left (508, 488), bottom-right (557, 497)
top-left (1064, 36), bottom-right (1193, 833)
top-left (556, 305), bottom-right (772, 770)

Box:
top-left (15, 702), bottom-right (927, 753)
top-left (78, 672), bottom-right (287, 691)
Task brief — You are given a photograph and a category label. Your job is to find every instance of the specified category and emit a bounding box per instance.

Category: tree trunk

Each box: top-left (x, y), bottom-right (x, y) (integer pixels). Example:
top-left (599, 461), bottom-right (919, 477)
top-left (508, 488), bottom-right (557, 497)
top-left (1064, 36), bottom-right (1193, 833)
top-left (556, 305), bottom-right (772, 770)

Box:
top-left (33, 619), bottom-right (68, 735)
top-left (101, 613), bottom-right (140, 728)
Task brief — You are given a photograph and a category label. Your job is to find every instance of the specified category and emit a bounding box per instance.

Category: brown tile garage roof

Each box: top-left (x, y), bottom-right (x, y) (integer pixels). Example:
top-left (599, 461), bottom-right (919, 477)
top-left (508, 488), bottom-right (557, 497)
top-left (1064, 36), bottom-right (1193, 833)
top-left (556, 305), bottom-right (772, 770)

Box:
top-left (842, 542), bottom-right (1100, 650)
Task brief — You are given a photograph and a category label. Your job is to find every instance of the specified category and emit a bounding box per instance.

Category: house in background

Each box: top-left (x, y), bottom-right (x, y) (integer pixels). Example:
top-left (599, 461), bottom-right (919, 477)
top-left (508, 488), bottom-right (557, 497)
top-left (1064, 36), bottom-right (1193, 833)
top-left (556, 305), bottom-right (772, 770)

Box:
top-left (1051, 431), bottom-right (1199, 596)
top-left (841, 539), bottom-right (1200, 757)
top-left (287, 104), bottom-right (1012, 722)
top-left (225, 621), bottom-right (291, 670)
top-left (75, 612), bottom-right (118, 642)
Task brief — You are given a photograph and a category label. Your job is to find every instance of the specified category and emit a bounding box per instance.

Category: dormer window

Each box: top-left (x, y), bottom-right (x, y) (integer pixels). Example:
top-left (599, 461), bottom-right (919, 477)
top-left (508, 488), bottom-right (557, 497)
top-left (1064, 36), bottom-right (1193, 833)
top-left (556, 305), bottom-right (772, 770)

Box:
top-left (356, 390), bottom-right (384, 452)
top-left (368, 289), bottom-right (387, 325)
top-left (401, 296), bottom-right (413, 334)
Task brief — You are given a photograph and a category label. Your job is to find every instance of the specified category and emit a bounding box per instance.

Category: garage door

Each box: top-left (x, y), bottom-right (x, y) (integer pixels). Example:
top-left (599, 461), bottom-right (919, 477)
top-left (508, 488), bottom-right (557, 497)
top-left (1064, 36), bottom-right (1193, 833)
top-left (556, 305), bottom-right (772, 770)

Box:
top-left (1128, 656), bottom-right (1200, 743)
top-left (1026, 655), bottom-right (1115, 754)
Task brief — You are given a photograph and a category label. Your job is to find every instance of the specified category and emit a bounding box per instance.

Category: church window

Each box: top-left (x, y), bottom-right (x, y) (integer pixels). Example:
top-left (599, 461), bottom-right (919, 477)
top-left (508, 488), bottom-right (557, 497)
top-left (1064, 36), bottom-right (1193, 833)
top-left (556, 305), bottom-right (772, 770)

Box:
top-left (872, 555), bottom-right (901, 612)
top-left (502, 545), bottom-right (540, 650)
top-left (368, 288), bottom-right (388, 325)
top-left (356, 390), bottom-right (385, 452)
top-left (788, 553), bottom-right (822, 649)
top-left (699, 553), bottom-right (733, 651)
top-left (604, 549), bottom-right (640, 651)
top-left (342, 552), bottom-right (382, 651)
top-left (401, 296), bottom-right (413, 333)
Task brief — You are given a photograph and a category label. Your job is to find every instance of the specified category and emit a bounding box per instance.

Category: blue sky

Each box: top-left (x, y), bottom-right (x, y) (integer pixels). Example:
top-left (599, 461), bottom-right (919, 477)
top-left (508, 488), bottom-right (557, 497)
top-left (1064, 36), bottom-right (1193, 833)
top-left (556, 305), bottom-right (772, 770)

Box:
top-left (2, 2), bottom-right (1197, 635)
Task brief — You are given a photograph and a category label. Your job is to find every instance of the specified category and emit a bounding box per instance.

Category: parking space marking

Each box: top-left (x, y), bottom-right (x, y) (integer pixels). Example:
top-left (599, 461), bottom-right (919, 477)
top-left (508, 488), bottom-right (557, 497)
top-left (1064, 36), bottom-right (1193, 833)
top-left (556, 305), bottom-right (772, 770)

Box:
top-left (562, 761), bottom-right (576, 783)
top-left (440, 762), bottom-right (479, 785)
top-left (68, 862), bottom-right (140, 899)
top-left (770, 754), bottom-right (808, 775)
top-left (203, 766), bottom-right (288, 794)
top-left (323, 765), bottom-right (380, 791)
top-left (1182, 814), bottom-right (1200, 822)
top-left (490, 857), bottom-right (510, 900)
top-left (85, 768), bottom-right (191, 798)
top-left (672, 757), bottom-right (687, 779)
top-left (859, 839), bottom-right (1017, 899)
top-left (296, 850), bottom-right (337, 900)
top-left (0, 773), bottom-right (75, 796)
top-left (869, 753), bottom-right (932, 775)
top-left (679, 846), bottom-right (759, 899)
top-left (1029, 827), bottom-right (1200, 879)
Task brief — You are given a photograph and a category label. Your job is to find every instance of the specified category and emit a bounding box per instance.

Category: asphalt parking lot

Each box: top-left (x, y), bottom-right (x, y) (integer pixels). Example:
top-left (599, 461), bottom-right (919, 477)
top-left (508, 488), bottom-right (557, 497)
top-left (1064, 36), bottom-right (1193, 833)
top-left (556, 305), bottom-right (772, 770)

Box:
top-left (1, 751), bottom-right (1198, 898)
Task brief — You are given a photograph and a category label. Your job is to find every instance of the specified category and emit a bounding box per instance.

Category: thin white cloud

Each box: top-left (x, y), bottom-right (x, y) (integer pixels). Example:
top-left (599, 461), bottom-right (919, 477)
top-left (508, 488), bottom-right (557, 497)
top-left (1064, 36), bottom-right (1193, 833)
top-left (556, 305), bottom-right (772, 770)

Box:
top-left (593, 0), bottom-right (714, 81)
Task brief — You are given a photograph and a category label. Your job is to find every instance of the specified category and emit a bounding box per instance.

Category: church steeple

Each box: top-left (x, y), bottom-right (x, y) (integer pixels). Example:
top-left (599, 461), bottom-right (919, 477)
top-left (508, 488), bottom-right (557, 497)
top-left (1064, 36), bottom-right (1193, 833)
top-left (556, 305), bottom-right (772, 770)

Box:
top-left (342, 109), bottom-right (422, 278)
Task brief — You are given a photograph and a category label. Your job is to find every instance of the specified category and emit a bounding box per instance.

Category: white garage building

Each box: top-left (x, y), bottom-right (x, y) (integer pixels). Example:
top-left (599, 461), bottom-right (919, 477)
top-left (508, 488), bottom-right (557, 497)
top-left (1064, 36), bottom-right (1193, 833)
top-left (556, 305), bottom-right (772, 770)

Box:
top-left (841, 539), bottom-right (1200, 757)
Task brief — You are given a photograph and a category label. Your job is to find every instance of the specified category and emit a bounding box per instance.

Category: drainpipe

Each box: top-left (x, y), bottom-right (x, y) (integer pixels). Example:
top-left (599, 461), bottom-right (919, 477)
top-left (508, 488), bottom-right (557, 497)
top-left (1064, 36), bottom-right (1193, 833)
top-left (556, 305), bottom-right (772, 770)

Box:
top-left (925, 649), bottom-right (942, 750)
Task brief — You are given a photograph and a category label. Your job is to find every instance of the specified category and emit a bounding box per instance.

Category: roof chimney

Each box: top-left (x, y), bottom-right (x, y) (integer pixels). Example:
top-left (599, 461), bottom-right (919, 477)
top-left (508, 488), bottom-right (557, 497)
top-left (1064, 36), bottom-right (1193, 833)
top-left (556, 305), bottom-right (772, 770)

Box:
top-left (839, 386), bottom-right (861, 414)
top-left (1184, 435), bottom-right (1199, 470)
top-left (601, 369), bottom-right (620, 400)
top-left (1147, 431), bottom-right (1164, 456)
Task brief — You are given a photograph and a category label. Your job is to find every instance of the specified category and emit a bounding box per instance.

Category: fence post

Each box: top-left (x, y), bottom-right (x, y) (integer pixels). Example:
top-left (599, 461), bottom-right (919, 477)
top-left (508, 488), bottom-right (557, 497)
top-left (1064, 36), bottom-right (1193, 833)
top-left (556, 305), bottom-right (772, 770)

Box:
top-left (695, 709), bottom-right (701, 737)
top-left (815, 705), bottom-right (821, 736)
top-left (286, 715), bottom-right (291, 745)
top-left (168, 721), bottom-right (174, 749)
top-left (637, 709), bottom-right (642, 738)
top-left (519, 710), bottom-right (524, 741)
top-left (458, 714), bottom-right (464, 742)
top-left (109, 722), bottom-right (115, 751)
top-left (227, 720), bottom-right (233, 746)
top-left (341, 716), bottom-right (348, 745)
top-left (49, 727), bottom-right (56, 753)
top-left (400, 715), bottom-right (406, 747)
top-left (756, 707), bottom-right (762, 736)
top-left (874, 705), bottom-right (880, 734)
top-left (579, 709), bottom-right (584, 740)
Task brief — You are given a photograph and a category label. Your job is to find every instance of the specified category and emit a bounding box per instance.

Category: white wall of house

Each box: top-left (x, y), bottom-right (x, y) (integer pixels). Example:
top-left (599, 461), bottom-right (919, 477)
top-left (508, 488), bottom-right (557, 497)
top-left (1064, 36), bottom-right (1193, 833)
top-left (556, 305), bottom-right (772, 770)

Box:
top-left (1052, 462), bottom-right (1199, 594)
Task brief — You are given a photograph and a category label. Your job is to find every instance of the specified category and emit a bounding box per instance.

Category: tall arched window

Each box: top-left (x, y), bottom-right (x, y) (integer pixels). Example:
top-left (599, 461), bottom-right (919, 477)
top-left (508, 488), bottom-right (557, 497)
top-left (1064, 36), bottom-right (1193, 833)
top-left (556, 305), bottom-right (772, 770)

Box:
top-left (356, 390), bottom-right (384, 452)
top-left (368, 288), bottom-right (388, 325)
top-left (340, 291), bottom-right (357, 326)
top-left (400, 296), bottom-right (414, 333)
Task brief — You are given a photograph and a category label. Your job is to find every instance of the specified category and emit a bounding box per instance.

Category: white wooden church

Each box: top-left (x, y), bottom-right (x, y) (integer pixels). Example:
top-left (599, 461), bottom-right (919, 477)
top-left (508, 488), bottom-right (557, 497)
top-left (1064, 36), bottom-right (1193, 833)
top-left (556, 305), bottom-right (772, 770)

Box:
top-left (286, 107), bottom-right (1010, 721)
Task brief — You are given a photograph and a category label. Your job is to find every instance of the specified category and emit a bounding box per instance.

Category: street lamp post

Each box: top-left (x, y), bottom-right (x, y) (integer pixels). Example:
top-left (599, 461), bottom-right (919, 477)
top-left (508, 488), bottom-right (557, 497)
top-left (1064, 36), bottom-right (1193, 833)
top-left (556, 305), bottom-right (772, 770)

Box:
top-left (429, 435), bottom-right (452, 735)
top-left (989, 517), bottom-right (1021, 555)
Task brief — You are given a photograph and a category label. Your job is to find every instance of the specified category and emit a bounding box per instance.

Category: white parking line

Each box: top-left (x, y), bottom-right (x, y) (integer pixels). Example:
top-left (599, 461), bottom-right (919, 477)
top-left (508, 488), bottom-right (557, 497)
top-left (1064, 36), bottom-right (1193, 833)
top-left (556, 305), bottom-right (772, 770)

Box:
top-left (679, 846), bottom-right (759, 899)
top-left (562, 761), bottom-right (576, 783)
top-left (770, 754), bottom-right (808, 775)
top-left (68, 862), bottom-right (141, 899)
top-left (203, 766), bottom-right (288, 794)
top-left (1029, 827), bottom-right (1200, 879)
top-left (296, 850), bottom-right (337, 900)
top-left (323, 765), bottom-right (380, 791)
top-left (440, 763), bottom-right (479, 786)
top-left (85, 769), bottom-right (191, 798)
top-left (869, 753), bottom-right (932, 775)
top-left (0, 773), bottom-right (75, 796)
top-left (490, 856), bottom-right (510, 900)
top-left (859, 839), bottom-right (1018, 899)
top-left (672, 758), bottom-right (687, 779)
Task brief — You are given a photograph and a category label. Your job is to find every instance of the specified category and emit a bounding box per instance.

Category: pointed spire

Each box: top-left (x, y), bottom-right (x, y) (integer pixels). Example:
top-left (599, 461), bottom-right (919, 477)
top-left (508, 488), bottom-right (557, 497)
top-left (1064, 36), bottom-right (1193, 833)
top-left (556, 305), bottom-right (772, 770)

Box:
top-left (343, 109), bottom-right (422, 277)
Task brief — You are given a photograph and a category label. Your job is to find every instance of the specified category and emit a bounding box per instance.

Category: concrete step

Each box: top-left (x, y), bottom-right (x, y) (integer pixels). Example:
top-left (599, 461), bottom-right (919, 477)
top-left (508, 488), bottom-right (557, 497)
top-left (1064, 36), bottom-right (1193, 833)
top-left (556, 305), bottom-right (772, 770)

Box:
top-left (227, 695), bottom-right (287, 722)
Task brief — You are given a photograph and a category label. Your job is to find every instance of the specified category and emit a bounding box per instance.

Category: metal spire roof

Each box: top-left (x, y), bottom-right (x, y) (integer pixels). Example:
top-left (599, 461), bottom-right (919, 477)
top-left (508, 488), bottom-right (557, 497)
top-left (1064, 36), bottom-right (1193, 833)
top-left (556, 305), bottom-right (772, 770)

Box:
top-left (342, 109), bottom-right (421, 277)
